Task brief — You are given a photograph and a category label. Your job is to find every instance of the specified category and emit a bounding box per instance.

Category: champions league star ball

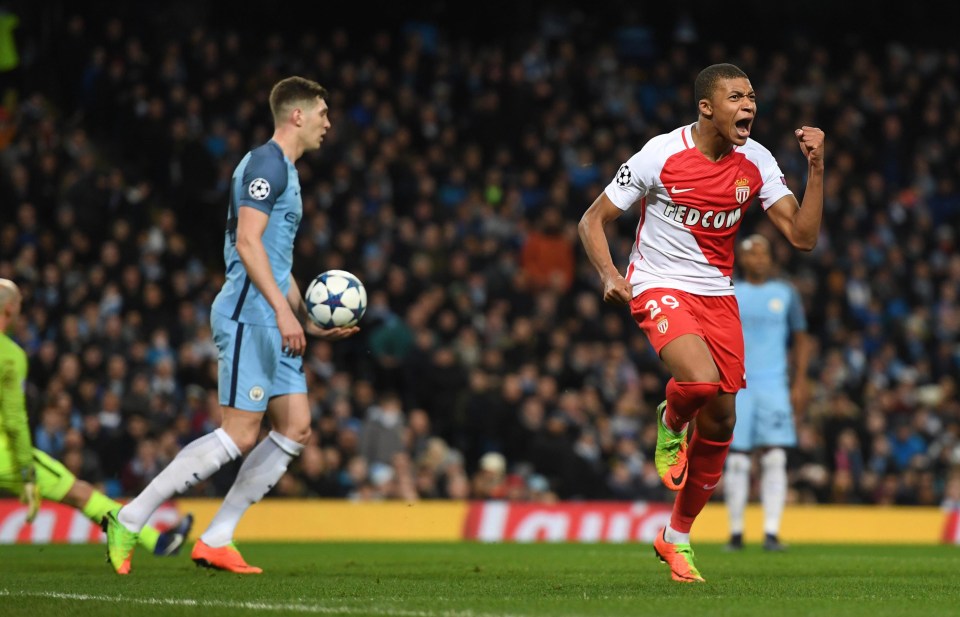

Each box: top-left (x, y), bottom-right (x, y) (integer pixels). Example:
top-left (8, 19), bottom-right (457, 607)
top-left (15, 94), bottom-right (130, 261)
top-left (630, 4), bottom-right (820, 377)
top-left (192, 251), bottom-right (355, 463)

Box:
top-left (305, 270), bottom-right (367, 328)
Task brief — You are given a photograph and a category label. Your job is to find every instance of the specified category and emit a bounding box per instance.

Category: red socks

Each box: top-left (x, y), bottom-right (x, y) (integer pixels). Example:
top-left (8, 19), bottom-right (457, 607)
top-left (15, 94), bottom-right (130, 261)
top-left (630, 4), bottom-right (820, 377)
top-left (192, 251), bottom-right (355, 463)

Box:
top-left (670, 431), bottom-right (732, 533)
top-left (663, 379), bottom-right (719, 432)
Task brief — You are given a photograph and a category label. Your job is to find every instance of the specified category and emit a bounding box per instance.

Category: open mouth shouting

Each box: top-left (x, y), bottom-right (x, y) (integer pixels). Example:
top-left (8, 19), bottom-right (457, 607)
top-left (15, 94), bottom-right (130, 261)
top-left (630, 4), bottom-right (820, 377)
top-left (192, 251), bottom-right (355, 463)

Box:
top-left (735, 117), bottom-right (753, 139)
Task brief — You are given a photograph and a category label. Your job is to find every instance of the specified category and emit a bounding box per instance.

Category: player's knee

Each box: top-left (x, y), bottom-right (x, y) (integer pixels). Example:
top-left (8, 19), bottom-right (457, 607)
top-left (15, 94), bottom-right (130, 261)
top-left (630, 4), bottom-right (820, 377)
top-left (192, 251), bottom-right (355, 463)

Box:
top-left (278, 424), bottom-right (311, 446)
top-left (686, 391), bottom-right (734, 440)
top-left (704, 404), bottom-right (736, 438)
top-left (673, 365), bottom-right (721, 384)
top-left (231, 433), bottom-right (259, 455)
top-left (293, 425), bottom-right (312, 445)
top-left (698, 366), bottom-right (721, 384)
top-left (669, 380), bottom-right (721, 410)
top-left (761, 447), bottom-right (787, 469)
top-left (715, 413), bottom-right (736, 437)
top-left (218, 415), bottom-right (264, 456)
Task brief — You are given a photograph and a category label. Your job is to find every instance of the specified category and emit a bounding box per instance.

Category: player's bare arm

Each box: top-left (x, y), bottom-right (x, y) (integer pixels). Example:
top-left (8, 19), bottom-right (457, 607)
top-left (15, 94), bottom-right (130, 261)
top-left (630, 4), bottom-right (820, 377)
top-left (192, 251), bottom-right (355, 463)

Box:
top-left (235, 206), bottom-right (306, 356)
top-left (765, 127), bottom-right (825, 251)
top-left (287, 275), bottom-right (358, 340)
top-left (285, 274), bottom-right (310, 323)
top-left (578, 193), bottom-right (632, 305)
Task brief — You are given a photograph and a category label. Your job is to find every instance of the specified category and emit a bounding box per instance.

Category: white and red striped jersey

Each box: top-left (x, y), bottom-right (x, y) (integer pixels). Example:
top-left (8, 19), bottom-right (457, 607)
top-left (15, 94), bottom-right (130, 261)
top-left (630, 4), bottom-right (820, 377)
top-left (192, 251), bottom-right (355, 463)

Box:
top-left (604, 124), bottom-right (793, 297)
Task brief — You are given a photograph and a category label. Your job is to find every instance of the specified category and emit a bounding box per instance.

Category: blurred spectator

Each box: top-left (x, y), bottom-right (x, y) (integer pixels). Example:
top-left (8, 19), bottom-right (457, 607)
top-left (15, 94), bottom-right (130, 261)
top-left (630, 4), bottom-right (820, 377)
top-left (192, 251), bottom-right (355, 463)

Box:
top-left (121, 437), bottom-right (164, 494)
top-left (471, 451), bottom-right (507, 499)
top-left (520, 206), bottom-right (575, 294)
top-left (889, 420), bottom-right (928, 471)
top-left (359, 392), bottom-right (406, 466)
top-left (33, 405), bottom-right (66, 458)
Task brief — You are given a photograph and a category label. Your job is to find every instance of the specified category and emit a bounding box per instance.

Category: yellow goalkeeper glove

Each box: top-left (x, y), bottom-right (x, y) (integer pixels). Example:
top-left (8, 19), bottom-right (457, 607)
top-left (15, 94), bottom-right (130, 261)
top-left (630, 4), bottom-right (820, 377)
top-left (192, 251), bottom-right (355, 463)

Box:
top-left (19, 467), bottom-right (40, 523)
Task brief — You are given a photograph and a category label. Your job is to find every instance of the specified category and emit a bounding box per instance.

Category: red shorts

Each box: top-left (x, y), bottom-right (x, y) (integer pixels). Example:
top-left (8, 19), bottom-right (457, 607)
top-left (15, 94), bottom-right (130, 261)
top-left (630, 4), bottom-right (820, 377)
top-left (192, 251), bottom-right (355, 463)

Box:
top-left (630, 288), bottom-right (745, 393)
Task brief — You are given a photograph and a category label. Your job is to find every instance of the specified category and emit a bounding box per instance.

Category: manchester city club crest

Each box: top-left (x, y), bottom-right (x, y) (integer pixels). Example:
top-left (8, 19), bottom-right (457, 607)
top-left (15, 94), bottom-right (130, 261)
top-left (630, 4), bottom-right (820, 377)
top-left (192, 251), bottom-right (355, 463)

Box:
top-left (249, 386), bottom-right (265, 402)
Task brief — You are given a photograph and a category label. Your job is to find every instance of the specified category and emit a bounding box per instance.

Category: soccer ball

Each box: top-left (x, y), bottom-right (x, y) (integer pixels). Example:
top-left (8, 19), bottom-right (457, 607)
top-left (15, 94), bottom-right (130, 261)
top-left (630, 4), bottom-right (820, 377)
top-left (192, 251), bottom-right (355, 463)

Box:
top-left (304, 270), bottom-right (367, 328)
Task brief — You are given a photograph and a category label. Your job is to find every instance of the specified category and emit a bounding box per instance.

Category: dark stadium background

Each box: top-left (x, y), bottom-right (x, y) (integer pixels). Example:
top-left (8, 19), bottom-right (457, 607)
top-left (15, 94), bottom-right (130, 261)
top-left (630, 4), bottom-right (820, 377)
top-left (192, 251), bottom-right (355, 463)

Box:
top-left (1, 0), bottom-right (959, 510)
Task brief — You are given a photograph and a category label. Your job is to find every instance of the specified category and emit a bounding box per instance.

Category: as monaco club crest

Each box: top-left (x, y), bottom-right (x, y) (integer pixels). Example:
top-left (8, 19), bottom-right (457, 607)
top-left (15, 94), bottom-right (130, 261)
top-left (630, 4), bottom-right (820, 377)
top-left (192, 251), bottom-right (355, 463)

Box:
top-left (734, 178), bottom-right (750, 204)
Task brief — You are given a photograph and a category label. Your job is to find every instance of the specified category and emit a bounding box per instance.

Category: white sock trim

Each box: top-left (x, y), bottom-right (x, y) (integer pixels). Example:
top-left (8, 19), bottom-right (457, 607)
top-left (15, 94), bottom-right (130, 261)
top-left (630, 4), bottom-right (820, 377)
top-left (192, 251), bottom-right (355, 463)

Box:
top-left (214, 428), bottom-right (242, 459)
top-left (267, 430), bottom-right (304, 457)
top-left (664, 525), bottom-right (691, 545)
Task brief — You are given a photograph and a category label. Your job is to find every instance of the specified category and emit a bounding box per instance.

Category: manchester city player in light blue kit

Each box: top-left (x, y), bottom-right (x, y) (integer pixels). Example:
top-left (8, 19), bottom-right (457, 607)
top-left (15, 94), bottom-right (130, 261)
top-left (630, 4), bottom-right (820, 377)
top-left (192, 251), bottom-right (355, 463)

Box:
top-left (724, 235), bottom-right (811, 552)
top-left (103, 77), bottom-right (358, 574)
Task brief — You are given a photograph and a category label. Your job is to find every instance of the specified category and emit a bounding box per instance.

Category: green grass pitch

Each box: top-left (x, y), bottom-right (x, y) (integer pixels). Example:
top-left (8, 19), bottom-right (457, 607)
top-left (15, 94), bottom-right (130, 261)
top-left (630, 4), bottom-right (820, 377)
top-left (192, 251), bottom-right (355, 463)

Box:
top-left (0, 542), bottom-right (957, 616)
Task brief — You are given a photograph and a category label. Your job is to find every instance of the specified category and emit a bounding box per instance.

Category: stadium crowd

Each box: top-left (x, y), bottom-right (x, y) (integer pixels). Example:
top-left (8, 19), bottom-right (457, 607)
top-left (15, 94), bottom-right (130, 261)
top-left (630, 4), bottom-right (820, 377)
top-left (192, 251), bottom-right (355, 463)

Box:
top-left (2, 2), bottom-right (960, 509)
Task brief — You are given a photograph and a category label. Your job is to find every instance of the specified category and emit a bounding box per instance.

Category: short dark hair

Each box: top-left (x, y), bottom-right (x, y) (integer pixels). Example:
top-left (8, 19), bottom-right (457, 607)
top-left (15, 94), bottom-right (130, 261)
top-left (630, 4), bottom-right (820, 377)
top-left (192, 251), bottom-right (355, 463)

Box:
top-left (694, 63), bottom-right (749, 106)
top-left (269, 76), bottom-right (328, 124)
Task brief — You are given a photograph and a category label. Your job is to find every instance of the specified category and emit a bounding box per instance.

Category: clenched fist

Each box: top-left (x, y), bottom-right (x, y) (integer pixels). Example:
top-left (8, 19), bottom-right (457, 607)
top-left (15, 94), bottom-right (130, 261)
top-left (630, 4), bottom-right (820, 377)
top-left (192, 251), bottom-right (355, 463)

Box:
top-left (795, 126), bottom-right (825, 170)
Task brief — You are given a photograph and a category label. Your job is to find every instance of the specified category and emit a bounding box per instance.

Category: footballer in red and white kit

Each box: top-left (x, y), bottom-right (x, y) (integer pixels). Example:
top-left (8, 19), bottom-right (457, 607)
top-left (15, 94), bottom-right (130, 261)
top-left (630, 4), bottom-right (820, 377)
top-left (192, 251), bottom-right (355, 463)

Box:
top-left (605, 124), bottom-right (792, 298)
top-left (607, 124), bottom-right (793, 394)
top-left (579, 63), bottom-right (824, 584)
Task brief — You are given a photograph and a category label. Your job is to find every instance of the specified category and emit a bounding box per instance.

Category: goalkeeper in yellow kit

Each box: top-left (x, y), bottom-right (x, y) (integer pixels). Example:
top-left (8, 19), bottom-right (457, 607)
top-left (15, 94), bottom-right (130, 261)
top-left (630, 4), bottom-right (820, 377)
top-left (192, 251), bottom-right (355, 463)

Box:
top-left (0, 279), bottom-right (193, 554)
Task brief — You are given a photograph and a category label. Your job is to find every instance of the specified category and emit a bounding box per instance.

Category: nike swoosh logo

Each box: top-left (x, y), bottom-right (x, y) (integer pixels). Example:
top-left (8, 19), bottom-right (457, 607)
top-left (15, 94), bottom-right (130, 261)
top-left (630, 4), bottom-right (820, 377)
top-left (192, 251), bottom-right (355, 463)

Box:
top-left (670, 463), bottom-right (687, 487)
top-left (671, 186), bottom-right (695, 193)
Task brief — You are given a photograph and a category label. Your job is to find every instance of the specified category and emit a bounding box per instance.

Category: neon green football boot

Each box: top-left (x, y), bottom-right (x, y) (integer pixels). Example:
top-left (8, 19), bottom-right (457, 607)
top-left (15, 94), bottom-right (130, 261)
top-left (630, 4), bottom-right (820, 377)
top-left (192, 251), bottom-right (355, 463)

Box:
top-left (654, 400), bottom-right (689, 491)
top-left (102, 508), bottom-right (139, 575)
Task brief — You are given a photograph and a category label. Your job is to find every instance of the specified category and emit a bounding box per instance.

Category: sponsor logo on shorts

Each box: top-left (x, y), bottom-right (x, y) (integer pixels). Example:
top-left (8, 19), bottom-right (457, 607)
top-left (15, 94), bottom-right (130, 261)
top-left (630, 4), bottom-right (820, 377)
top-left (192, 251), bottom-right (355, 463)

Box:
top-left (249, 386), bottom-right (265, 402)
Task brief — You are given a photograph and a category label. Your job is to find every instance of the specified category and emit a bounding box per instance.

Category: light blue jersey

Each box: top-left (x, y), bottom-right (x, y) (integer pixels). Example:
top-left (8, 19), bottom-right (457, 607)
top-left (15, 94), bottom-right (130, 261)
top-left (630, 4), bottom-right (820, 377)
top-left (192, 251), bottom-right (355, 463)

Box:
top-left (209, 140), bottom-right (306, 411)
top-left (733, 278), bottom-right (806, 449)
top-left (211, 140), bottom-right (303, 326)
top-left (735, 279), bottom-right (806, 385)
